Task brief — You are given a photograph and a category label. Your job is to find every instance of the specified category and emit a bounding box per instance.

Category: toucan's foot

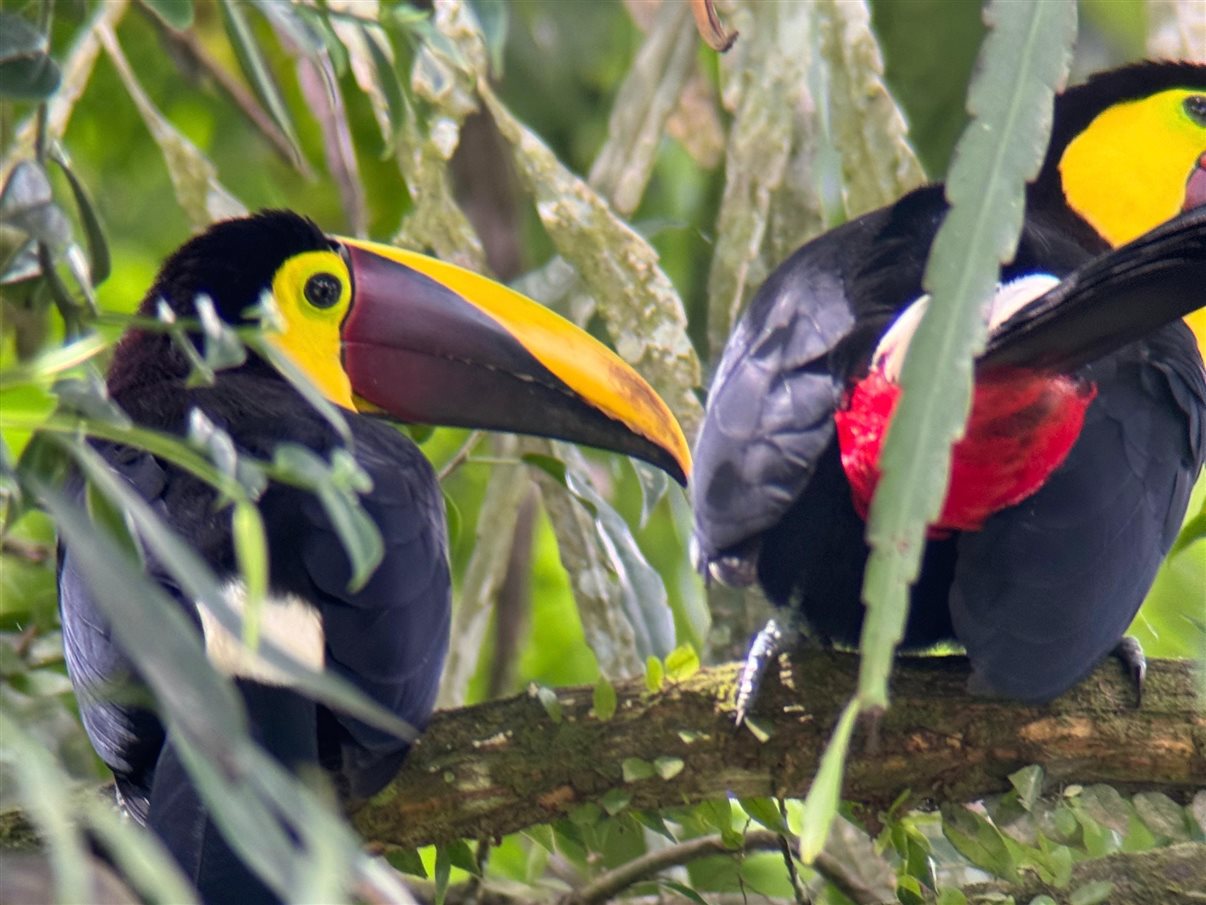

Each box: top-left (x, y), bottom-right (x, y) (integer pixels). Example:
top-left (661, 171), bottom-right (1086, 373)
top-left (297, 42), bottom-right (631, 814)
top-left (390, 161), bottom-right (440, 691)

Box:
top-left (1113, 636), bottom-right (1146, 707)
top-left (735, 618), bottom-right (802, 726)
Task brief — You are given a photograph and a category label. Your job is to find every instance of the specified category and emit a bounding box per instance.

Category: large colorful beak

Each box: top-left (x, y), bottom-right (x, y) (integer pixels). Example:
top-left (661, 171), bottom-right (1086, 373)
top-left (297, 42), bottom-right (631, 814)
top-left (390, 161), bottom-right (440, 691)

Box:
top-left (335, 238), bottom-right (690, 485)
top-left (1185, 152), bottom-right (1206, 212)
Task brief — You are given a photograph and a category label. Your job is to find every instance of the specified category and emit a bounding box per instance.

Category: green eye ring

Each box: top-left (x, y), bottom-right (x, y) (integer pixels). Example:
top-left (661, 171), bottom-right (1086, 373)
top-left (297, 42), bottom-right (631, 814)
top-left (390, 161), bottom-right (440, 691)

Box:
top-left (304, 272), bottom-right (342, 309)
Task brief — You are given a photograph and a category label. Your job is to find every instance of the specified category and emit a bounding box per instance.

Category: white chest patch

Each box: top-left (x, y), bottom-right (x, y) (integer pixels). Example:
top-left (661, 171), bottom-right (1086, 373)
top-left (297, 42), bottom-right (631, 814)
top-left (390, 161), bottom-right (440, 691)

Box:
top-left (875, 273), bottom-right (1062, 381)
top-left (197, 582), bottom-right (325, 685)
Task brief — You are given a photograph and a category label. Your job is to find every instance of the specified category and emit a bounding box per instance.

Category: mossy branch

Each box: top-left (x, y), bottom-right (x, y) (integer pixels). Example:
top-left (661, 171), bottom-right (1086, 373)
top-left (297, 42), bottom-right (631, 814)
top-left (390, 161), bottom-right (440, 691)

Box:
top-left (354, 653), bottom-right (1204, 849)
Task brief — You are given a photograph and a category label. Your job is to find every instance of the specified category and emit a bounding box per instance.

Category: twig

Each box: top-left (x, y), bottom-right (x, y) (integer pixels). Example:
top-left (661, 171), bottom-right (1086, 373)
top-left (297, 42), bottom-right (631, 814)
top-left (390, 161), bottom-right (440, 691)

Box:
top-left (437, 430), bottom-right (484, 482)
top-left (565, 829), bottom-right (782, 904)
top-left (151, 17), bottom-right (307, 174)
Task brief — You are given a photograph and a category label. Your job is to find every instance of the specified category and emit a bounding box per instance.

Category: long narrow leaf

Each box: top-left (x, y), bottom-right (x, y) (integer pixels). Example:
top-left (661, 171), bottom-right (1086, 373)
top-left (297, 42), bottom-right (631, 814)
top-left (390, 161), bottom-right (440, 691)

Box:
top-left (859, 0), bottom-right (1077, 708)
top-left (0, 709), bottom-right (92, 903)
top-left (218, 0), bottom-right (305, 168)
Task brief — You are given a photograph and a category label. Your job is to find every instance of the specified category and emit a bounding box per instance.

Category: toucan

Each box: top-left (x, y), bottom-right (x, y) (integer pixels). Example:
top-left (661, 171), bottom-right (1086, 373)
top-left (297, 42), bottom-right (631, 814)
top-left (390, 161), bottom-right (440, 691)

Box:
top-left (691, 61), bottom-right (1206, 709)
top-left (56, 211), bottom-right (691, 903)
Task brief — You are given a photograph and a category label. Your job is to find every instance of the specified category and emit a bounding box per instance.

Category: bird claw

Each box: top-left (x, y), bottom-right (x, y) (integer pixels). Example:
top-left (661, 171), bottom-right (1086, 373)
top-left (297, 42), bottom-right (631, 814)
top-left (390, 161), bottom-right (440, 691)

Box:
top-left (1113, 636), bottom-right (1146, 707)
top-left (734, 618), bottom-right (800, 726)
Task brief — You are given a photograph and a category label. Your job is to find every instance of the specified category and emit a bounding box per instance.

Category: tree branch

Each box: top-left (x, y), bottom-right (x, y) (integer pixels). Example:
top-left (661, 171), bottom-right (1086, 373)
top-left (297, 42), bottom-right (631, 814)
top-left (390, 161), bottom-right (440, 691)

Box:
top-left (354, 653), bottom-right (1204, 849)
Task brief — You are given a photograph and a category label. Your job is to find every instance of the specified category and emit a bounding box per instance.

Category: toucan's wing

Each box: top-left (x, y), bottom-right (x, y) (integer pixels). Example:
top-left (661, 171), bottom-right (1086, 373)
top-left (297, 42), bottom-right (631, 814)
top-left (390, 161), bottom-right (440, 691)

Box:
top-left (179, 375), bottom-right (451, 802)
top-left (950, 324), bottom-right (1206, 701)
top-left (266, 414), bottom-right (451, 801)
top-left (58, 447), bottom-right (174, 823)
top-left (691, 188), bottom-right (949, 572)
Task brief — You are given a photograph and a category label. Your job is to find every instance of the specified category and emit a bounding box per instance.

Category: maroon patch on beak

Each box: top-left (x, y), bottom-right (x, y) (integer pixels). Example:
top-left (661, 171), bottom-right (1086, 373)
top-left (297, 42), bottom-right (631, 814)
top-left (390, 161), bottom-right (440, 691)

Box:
top-left (1185, 153), bottom-right (1206, 211)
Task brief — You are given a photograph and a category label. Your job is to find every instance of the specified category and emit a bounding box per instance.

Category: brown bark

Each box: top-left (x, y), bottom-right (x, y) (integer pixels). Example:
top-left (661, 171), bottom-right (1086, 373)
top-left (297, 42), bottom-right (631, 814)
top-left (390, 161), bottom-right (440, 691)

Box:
top-left (353, 653), bottom-right (1204, 849)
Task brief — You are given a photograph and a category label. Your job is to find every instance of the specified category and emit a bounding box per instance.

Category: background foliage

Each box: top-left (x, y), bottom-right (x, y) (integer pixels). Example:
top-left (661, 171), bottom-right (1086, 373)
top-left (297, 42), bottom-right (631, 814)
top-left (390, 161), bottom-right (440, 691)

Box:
top-left (1, 0), bottom-right (1202, 903)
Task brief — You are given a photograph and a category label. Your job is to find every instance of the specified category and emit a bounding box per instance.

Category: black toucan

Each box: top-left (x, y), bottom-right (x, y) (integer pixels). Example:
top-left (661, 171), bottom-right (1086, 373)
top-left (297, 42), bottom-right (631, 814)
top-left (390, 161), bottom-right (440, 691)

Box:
top-left (691, 61), bottom-right (1206, 707)
top-left (57, 212), bottom-right (691, 902)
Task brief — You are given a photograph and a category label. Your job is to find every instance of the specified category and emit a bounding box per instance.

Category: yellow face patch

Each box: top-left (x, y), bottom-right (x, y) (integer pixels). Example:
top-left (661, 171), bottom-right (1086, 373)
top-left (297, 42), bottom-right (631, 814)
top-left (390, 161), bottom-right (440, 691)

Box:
top-left (1059, 88), bottom-right (1206, 248)
top-left (266, 250), bottom-right (355, 409)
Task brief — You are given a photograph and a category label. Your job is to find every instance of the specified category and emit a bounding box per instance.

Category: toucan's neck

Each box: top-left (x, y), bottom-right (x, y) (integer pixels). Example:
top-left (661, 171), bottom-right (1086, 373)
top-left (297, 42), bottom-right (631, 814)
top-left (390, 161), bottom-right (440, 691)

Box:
top-left (106, 328), bottom-right (283, 428)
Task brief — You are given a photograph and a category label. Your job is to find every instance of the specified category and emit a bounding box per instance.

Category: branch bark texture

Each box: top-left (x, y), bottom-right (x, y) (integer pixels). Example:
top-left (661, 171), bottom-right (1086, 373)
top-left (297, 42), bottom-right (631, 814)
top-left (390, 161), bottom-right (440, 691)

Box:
top-left (354, 653), bottom-right (1204, 849)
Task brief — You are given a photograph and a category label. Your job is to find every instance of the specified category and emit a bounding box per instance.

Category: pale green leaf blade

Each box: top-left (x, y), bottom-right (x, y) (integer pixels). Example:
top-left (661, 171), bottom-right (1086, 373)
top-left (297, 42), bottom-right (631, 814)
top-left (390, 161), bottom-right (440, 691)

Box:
top-left (858, 0), bottom-right (1077, 708)
top-left (798, 699), bottom-right (859, 862)
top-left (218, 0), bottom-right (305, 167)
top-left (140, 0), bottom-right (194, 30)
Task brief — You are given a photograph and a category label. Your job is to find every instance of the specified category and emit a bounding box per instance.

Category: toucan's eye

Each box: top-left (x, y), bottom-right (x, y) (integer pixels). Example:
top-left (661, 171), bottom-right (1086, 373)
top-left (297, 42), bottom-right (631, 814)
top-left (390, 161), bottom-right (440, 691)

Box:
top-left (304, 273), bottom-right (342, 309)
top-left (1185, 95), bottom-right (1206, 127)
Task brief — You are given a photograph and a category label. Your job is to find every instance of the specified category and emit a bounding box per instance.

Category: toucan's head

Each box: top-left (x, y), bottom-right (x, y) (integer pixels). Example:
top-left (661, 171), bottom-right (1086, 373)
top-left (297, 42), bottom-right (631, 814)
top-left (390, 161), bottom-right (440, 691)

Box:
top-left (1034, 61), bottom-right (1206, 350)
top-left (1040, 60), bottom-right (1206, 247)
top-left (121, 211), bottom-right (690, 483)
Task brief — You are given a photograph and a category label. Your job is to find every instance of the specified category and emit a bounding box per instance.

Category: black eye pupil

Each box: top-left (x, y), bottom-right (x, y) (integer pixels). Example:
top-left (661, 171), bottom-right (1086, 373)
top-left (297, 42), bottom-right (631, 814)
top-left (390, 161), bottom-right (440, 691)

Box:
top-left (1185, 95), bottom-right (1206, 127)
top-left (304, 273), bottom-right (342, 309)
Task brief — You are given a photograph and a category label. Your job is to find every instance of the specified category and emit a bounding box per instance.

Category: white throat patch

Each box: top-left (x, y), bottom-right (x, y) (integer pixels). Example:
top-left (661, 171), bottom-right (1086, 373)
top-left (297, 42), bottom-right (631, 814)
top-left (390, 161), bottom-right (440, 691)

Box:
top-left (197, 582), bottom-right (325, 685)
top-left (875, 273), bottom-right (1062, 381)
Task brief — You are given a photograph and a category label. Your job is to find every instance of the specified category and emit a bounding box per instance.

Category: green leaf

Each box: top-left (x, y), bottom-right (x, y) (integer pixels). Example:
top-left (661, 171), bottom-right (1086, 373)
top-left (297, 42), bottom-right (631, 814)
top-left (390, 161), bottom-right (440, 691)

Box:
top-left (534, 684), bottom-right (562, 723)
top-left (140, 0), bottom-right (195, 30)
top-left (697, 798), bottom-right (742, 848)
top-left (599, 788), bottom-right (632, 816)
top-left (522, 824), bottom-right (555, 853)
top-left (0, 161), bottom-right (71, 254)
top-left (740, 797), bottom-right (788, 834)
top-left (85, 479), bottom-right (143, 567)
top-left (1169, 509), bottom-right (1206, 556)
top-left (858, 0), bottom-right (1077, 709)
top-left (621, 757), bottom-right (654, 782)
top-left (632, 809), bottom-right (675, 840)
top-left (219, 0), bottom-right (305, 167)
top-left (232, 501), bottom-right (268, 646)
top-left (50, 151), bottom-right (111, 286)
top-left (1069, 881), bottom-right (1114, 905)
top-left (936, 888), bottom-right (969, 905)
top-left (0, 12), bottom-right (48, 60)
top-left (80, 793), bottom-right (198, 903)
top-left (657, 879), bottom-right (709, 905)
top-left (0, 13), bottom-right (60, 100)
top-left (653, 756), bottom-right (684, 780)
top-left (1132, 791), bottom-right (1192, 843)
top-left (645, 655), bottom-right (664, 692)
top-left (445, 838), bottom-right (478, 876)
top-left (0, 382), bottom-right (56, 461)
top-left (1009, 765), bottom-right (1044, 812)
top-left (385, 848), bottom-right (427, 878)
top-left (568, 802), bottom-right (602, 827)
top-left (521, 452), bottom-right (568, 487)
top-left (592, 675), bottom-right (617, 721)
top-left (940, 803), bottom-right (1020, 883)
top-left (0, 711), bottom-right (91, 904)
top-left (467, 0), bottom-right (507, 75)
top-left (799, 699), bottom-right (858, 862)
top-left (433, 844), bottom-right (451, 905)
top-left (898, 876), bottom-right (926, 905)
top-left (664, 643), bottom-right (700, 681)
top-left (359, 25), bottom-right (405, 154)
top-left (1075, 785), bottom-right (1132, 837)
top-left (37, 479), bottom-right (247, 755)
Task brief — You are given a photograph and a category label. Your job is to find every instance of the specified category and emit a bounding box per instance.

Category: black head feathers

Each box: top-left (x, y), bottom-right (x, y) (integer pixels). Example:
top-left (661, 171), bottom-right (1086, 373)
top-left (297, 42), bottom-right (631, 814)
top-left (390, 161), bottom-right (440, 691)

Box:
top-left (142, 211), bottom-right (333, 323)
